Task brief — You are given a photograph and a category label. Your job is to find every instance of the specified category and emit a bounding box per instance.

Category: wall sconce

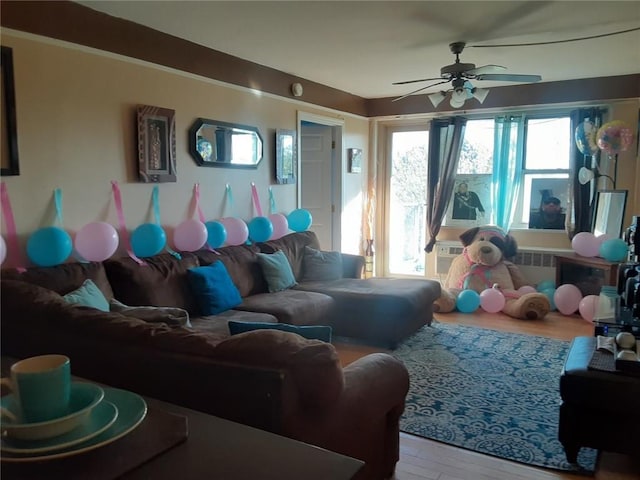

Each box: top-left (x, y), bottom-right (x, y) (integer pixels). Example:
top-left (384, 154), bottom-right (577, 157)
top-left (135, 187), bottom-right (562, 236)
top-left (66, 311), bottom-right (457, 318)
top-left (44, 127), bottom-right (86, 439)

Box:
top-left (291, 83), bottom-right (304, 97)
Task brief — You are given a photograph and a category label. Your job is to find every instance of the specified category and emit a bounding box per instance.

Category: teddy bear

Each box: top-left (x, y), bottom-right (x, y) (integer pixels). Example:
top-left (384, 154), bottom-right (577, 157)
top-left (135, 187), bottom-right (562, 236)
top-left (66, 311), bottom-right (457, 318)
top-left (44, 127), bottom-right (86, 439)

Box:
top-left (433, 226), bottom-right (550, 320)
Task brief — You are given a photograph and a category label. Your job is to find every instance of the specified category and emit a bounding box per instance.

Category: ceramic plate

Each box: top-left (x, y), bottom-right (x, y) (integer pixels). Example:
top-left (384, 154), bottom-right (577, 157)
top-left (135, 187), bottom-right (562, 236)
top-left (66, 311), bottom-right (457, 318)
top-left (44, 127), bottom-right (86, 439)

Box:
top-left (1, 387), bottom-right (147, 463)
top-left (1, 383), bottom-right (104, 441)
top-left (1, 401), bottom-right (118, 454)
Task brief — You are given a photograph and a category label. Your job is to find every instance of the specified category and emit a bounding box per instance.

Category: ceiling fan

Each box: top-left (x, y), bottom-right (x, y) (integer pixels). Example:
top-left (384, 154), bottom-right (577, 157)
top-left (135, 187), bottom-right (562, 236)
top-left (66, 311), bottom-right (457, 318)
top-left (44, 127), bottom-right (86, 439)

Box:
top-left (392, 41), bottom-right (542, 107)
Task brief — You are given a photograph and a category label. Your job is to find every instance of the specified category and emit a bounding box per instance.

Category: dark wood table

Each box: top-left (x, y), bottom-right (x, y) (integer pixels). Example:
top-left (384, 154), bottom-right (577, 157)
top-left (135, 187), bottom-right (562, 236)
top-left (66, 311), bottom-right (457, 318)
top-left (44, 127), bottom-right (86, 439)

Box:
top-left (1, 358), bottom-right (364, 480)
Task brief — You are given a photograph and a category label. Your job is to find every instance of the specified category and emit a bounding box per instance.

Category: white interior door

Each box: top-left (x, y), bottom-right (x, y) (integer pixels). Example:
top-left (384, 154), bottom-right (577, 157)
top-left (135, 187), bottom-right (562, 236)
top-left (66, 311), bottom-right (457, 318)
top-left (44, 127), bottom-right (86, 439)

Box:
top-left (301, 124), bottom-right (334, 249)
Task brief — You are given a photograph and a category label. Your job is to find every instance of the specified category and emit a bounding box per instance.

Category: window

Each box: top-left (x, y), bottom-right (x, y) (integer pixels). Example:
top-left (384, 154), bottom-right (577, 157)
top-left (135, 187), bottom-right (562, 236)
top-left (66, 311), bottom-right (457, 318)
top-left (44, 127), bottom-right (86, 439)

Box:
top-left (443, 114), bottom-right (571, 230)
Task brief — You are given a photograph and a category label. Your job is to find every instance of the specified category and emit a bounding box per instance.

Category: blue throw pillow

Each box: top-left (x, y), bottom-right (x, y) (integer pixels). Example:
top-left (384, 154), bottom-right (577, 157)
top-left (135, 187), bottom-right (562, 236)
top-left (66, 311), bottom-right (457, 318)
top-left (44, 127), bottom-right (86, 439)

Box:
top-left (187, 262), bottom-right (242, 315)
top-left (62, 279), bottom-right (110, 312)
top-left (228, 320), bottom-right (332, 343)
top-left (257, 250), bottom-right (297, 293)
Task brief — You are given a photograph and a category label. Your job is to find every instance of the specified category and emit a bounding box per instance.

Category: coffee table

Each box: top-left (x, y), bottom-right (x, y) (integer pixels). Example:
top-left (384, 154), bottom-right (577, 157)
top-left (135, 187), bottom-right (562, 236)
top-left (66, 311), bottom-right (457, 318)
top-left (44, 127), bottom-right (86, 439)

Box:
top-left (0, 359), bottom-right (364, 480)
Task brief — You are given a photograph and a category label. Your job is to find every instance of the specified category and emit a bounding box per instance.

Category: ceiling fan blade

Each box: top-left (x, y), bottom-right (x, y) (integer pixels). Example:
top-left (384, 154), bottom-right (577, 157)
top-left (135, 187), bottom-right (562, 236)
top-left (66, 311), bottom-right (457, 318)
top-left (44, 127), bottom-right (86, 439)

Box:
top-left (392, 76), bottom-right (444, 86)
top-left (465, 64), bottom-right (506, 76)
top-left (392, 80), bottom-right (451, 102)
top-left (475, 73), bottom-right (542, 83)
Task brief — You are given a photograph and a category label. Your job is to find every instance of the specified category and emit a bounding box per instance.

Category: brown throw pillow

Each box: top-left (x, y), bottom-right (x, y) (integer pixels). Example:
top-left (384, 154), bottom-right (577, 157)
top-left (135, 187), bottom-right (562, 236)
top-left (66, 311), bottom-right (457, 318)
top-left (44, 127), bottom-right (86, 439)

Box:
top-left (301, 246), bottom-right (343, 282)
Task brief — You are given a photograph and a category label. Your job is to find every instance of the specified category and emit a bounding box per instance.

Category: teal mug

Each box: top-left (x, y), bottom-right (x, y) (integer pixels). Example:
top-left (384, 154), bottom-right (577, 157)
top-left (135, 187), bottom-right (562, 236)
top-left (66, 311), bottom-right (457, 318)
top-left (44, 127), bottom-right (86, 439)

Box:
top-left (0, 354), bottom-right (71, 423)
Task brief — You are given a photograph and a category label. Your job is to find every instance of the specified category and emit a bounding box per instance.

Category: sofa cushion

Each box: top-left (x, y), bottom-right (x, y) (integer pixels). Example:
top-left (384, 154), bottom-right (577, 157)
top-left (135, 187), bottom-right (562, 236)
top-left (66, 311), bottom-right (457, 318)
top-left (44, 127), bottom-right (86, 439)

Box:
top-left (189, 310), bottom-right (279, 337)
top-left (194, 245), bottom-right (267, 298)
top-left (257, 251), bottom-right (297, 293)
top-left (235, 289), bottom-right (334, 326)
top-left (1, 262), bottom-right (114, 299)
top-left (104, 253), bottom-right (200, 314)
top-left (63, 279), bottom-right (110, 312)
top-left (109, 299), bottom-right (191, 328)
top-left (228, 320), bottom-right (332, 342)
top-left (257, 231), bottom-right (320, 280)
top-left (186, 262), bottom-right (242, 315)
top-left (301, 246), bottom-right (343, 282)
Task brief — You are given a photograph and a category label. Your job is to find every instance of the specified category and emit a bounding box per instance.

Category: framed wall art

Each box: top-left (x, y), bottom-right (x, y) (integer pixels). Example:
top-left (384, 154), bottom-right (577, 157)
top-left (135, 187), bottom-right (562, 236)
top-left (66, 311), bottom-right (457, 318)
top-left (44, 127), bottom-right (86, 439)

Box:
top-left (275, 129), bottom-right (296, 184)
top-left (1, 46), bottom-right (20, 176)
top-left (137, 104), bottom-right (176, 183)
top-left (348, 148), bottom-right (362, 173)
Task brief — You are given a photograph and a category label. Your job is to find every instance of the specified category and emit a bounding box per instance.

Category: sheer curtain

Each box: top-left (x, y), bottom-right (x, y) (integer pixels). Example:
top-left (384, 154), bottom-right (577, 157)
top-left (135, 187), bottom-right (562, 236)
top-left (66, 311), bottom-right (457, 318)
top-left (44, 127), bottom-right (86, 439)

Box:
top-left (424, 117), bottom-right (467, 253)
top-left (492, 115), bottom-right (524, 231)
top-left (567, 108), bottom-right (604, 238)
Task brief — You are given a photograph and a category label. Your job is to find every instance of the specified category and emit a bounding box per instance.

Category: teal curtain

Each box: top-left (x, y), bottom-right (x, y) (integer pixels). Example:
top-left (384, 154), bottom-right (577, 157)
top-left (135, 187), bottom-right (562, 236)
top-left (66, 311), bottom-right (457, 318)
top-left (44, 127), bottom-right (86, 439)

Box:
top-left (492, 115), bottom-right (524, 231)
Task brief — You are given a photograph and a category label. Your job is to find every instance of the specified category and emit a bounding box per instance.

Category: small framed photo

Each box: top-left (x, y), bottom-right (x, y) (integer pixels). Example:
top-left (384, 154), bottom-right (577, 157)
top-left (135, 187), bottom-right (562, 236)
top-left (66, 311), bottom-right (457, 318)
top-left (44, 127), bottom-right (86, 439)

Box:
top-left (275, 129), bottom-right (296, 184)
top-left (348, 148), bottom-right (362, 173)
top-left (445, 174), bottom-right (491, 227)
top-left (137, 105), bottom-right (177, 183)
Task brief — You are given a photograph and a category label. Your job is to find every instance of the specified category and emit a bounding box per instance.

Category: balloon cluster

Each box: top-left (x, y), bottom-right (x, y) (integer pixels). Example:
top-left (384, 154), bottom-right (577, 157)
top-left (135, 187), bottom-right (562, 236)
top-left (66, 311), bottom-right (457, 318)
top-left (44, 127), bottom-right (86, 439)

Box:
top-left (455, 285), bottom-right (539, 314)
top-left (571, 232), bottom-right (629, 262)
top-left (596, 120), bottom-right (634, 155)
top-left (21, 209), bottom-right (313, 267)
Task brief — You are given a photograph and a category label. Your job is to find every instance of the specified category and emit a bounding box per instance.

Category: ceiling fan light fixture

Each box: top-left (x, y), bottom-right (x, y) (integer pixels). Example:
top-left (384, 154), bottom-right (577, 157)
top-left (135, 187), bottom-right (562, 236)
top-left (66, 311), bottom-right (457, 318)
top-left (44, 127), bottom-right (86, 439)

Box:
top-left (471, 87), bottom-right (490, 104)
top-left (428, 91), bottom-right (447, 108)
top-left (449, 95), bottom-right (466, 109)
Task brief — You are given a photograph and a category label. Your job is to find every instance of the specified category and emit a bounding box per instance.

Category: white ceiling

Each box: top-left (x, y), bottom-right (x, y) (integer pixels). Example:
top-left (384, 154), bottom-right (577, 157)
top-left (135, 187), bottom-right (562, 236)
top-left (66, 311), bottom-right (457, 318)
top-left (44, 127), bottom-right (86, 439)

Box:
top-left (78, 1), bottom-right (640, 99)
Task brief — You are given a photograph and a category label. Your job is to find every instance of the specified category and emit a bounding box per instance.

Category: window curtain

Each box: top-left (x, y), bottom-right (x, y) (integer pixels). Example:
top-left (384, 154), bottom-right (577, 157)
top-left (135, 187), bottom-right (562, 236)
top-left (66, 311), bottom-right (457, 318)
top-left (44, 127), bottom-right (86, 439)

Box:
top-left (424, 116), bottom-right (467, 253)
top-left (567, 107), bottom-right (604, 238)
top-left (492, 115), bottom-right (524, 231)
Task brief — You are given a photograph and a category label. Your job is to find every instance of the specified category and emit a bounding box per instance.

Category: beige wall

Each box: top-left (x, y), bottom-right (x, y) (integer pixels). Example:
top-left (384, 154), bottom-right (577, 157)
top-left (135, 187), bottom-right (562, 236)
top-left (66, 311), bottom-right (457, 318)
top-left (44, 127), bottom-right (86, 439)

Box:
top-left (1, 33), bottom-right (368, 265)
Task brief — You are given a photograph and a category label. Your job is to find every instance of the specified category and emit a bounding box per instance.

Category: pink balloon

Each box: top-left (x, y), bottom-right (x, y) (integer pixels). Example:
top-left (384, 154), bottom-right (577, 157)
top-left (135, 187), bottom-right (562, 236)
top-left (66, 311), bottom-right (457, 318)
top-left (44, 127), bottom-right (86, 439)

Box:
top-left (479, 288), bottom-right (506, 313)
top-left (269, 213), bottom-right (289, 240)
top-left (578, 295), bottom-right (600, 322)
top-left (571, 232), bottom-right (599, 257)
top-left (554, 284), bottom-right (583, 315)
top-left (174, 219), bottom-right (207, 252)
top-left (74, 222), bottom-right (119, 262)
top-left (0, 235), bottom-right (6, 264)
top-left (220, 217), bottom-right (249, 246)
top-left (517, 285), bottom-right (537, 295)
top-left (596, 234), bottom-right (612, 247)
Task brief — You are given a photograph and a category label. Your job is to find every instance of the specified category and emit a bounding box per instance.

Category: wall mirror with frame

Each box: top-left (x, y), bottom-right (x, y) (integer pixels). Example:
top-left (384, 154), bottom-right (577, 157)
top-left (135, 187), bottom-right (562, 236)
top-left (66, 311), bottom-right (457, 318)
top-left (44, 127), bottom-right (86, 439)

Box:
top-left (188, 118), bottom-right (263, 168)
top-left (275, 129), bottom-right (296, 184)
top-left (1, 46), bottom-right (20, 176)
top-left (592, 189), bottom-right (628, 238)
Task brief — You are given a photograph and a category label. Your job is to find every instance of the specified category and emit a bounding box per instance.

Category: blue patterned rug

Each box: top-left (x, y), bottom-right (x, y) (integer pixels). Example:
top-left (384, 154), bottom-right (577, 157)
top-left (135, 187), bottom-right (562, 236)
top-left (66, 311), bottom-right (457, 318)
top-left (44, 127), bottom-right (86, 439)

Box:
top-left (393, 323), bottom-right (597, 473)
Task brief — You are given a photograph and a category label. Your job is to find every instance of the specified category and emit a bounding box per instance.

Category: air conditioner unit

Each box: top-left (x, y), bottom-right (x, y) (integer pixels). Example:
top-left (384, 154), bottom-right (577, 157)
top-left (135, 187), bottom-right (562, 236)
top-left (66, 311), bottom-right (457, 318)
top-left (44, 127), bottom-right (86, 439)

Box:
top-left (434, 241), bottom-right (573, 285)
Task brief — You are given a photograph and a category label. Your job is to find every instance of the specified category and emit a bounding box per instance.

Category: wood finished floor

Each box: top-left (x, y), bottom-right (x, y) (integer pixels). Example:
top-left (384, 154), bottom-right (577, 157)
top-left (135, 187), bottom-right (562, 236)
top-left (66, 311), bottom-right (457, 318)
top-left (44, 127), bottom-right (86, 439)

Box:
top-left (333, 311), bottom-right (640, 480)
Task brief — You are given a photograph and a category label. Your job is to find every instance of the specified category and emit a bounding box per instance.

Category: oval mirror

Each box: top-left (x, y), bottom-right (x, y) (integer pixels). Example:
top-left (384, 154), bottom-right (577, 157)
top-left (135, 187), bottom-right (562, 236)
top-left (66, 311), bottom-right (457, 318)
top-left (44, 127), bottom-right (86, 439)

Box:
top-left (188, 118), bottom-right (263, 168)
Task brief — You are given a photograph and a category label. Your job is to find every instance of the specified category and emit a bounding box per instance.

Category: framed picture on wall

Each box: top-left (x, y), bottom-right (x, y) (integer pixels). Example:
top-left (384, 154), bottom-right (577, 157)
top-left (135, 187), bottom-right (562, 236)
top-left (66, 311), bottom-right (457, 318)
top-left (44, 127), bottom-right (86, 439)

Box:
top-left (275, 129), bottom-right (296, 184)
top-left (1, 46), bottom-right (20, 176)
top-left (348, 148), bottom-right (362, 173)
top-left (445, 174), bottom-right (491, 227)
top-left (137, 104), bottom-right (177, 183)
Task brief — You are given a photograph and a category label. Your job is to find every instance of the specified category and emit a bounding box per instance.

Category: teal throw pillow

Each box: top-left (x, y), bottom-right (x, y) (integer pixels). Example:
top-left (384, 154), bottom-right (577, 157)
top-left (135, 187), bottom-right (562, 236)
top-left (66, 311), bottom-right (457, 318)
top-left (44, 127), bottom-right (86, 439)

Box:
top-left (301, 246), bottom-right (343, 282)
top-left (228, 320), bottom-right (332, 343)
top-left (62, 279), bottom-right (110, 312)
top-left (257, 250), bottom-right (297, 293)
top-left (187, 262), bottom-right (242, 315)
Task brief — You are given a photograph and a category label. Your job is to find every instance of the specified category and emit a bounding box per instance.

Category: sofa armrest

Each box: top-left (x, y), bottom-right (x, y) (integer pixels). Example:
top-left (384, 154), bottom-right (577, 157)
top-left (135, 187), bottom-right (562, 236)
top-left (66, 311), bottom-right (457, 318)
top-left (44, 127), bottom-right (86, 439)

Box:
top-left (341, 253), bottom-right (365, 279)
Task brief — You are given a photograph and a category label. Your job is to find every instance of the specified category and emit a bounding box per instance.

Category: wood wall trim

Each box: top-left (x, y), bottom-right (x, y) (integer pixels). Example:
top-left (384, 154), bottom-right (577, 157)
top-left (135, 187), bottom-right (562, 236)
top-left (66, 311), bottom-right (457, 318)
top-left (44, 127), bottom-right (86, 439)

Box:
top-left (2, 1), bottom-right (638, 119)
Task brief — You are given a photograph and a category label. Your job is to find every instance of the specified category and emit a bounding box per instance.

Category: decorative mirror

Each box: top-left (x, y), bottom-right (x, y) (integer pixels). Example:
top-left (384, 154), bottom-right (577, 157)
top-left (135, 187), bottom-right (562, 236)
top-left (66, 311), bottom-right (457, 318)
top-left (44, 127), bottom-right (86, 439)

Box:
top-left (1, 46), bottom-right (20, 176)
top-left (275, 129), bottom-right (296, 184)
top-left (188, 118), bottom-right (263, 168)
top-left (592, 189), bottom-right (628, 238)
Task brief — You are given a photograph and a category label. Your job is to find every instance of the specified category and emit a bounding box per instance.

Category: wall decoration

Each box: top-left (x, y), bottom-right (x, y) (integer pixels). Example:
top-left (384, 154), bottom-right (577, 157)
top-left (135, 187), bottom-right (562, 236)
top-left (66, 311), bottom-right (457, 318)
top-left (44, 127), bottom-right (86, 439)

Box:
top-left (445, 174), bottom-right (491, 227)
top-left (527, 178), bottom-right (568, 230)
top-left (137, 105), bottom-right (176, 182)
top-left (188, 118), bottom-right (263, 168)
top-left (348, 148), bottom-right (362, 173)
top-left (1, 46), bottom-right (19, 176)
top-left (275, 129), bottom-right (296, 184)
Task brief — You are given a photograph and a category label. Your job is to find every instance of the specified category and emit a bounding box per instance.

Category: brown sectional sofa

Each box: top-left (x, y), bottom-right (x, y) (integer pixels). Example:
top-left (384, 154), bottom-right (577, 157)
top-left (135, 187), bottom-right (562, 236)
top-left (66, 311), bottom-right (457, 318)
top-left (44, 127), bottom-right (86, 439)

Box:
top-left (1, 231), bottom-right (441, 479)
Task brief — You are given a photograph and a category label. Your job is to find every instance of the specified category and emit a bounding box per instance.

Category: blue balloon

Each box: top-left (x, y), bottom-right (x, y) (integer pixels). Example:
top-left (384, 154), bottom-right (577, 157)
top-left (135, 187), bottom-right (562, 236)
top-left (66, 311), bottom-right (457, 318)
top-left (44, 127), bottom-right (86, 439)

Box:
top-left (248, 216), bottom-right (274, 243)
top-left (131, 223), bottom-right (166, 258)
top-left (205, 221), bottom-right (227, 249)
top-left (27, 226), bottom-right (72, 267)
top-left (456, 289), bottom-right (481, 313)
top-left (599, 238), bottom-right (628, 262)
top-left (536, 280), bottom-right (556, 292)
top-left (288, 209), bottom-right (312, 232)
top-left (541, 288), bottom-right (557, 311)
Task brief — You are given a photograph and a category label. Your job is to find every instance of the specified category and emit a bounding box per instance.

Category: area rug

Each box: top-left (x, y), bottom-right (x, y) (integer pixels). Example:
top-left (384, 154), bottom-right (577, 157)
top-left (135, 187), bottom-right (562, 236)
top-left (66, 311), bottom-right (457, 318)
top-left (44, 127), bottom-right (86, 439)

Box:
top-left (393, 322), bottom-right (598, 473)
